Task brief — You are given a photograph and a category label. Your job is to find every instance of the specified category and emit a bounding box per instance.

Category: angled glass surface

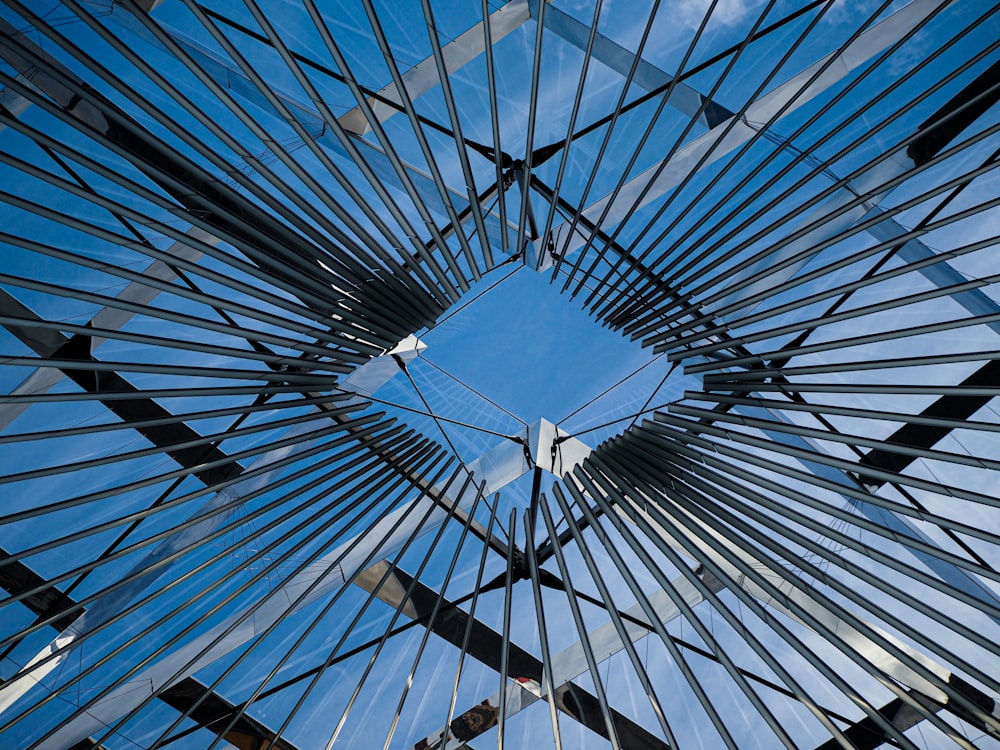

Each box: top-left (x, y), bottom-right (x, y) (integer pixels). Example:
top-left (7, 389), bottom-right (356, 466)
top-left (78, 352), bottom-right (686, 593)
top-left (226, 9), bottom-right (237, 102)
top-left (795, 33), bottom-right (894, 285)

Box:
top-left (1, 1), bottom-right (1000, 749)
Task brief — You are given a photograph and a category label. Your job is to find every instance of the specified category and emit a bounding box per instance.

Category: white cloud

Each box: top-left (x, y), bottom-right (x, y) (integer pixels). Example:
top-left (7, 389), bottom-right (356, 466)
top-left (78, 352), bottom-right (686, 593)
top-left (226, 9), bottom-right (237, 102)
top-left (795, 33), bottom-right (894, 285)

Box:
top-left (673, 0), bottom-right (750, 30)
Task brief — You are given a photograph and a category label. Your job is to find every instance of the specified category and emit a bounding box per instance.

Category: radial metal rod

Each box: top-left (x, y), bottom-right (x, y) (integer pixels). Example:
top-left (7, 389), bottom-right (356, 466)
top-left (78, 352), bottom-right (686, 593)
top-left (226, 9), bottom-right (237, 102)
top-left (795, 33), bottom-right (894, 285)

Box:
top-left (378, 484), bottom-right (487, 749)
top-left (536, 492), bottom-right (622, 749)
top-left (497, 508), bottom-right (517, 750)
top-left (539, 0), bottom-right (690, 278)
top-left (546, 484), bottom-right (678, 748)
top-left (31, 453), bottom-right (456, 749)
top-left (670, 257), bottom-right (1000, 364)
top-left (637, 116), bottom-right (1000, 345)
top-left (165, 472), bottom-right (483, 750)
top-left (645, 443), bottom-right (1000, 672)
top-left (558, 476), bottom-right (743, 750)
top-left (523, 506), bottom-right (564, 750)
top-left (563, 0), bottom-right (795, 294)
top-left (632, 475), bottom-right (997, 741)
top-left (322, 467), bottom-right (474, 747)
top-left (0, 424), bottom-right (411, 613)
top-left (575, 460), bottom-right (929, 750)
top-left (431, 493), bottom-right (500, 750)
top-left (480, 0), bottom-right (510, 254)
top-left (646, 410), bottom-right (1000, 508)
top-left (595, 5), bottom-right (996, 323)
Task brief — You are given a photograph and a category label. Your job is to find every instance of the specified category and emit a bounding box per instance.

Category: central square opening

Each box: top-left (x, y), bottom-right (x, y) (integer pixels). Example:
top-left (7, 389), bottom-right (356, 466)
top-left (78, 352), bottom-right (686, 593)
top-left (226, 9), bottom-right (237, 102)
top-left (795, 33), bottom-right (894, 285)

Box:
top-left (371, 264), bottom-right (677, 477)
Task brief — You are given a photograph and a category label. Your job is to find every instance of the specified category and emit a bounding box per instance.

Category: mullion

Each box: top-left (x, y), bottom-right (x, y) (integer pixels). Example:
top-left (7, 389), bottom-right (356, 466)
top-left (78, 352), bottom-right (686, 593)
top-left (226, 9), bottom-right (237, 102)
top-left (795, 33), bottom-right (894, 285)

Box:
top-left (57, 451), bottom-right (456, 750)
top-left (0, 427), bottom-right (421, 651)
top-left (548, 0), bottom-right (727, 285)
top-left (592, 0), bottom-right (929, 318)
top-left (321, 466), bottom-right (473, 746)
top-left (549, 0), bottom-right (830, 166)
top-left (594, 2), bottom-right (993, 321)
top-left (301, 0), bottom-right (471, 298)
top-left (560, 0), bottom-right (790, 297)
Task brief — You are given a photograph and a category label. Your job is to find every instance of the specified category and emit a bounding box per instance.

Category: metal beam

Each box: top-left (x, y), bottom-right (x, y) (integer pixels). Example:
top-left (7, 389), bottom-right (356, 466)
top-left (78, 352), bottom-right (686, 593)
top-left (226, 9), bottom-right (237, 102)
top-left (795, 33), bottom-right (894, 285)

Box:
top-left (0, 546), bottom-right (299, 750)
top-left (547, 0), bottom-right (954, 264)
top-left (528, 0), bottom-right (732, 129)
top-left (709, 56), bottom-right (1000, 321)
top-left (338, 0), bottom-right (531, 135)
top-left (418, 566), bottom-right (719, 749)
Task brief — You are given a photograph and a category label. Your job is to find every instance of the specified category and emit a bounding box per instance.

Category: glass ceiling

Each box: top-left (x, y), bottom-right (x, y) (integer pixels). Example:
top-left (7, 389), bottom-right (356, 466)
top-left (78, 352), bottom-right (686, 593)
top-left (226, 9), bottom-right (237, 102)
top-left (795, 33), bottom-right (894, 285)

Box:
top-left (0, 0), bottom-right (999, 748)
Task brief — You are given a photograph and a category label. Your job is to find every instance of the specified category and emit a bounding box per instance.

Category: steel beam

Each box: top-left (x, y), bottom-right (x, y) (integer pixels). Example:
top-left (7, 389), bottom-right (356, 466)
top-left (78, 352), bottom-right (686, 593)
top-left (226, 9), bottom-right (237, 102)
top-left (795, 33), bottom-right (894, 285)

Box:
top-left (0, 547), bottom-right (299, 750)
top-left (338, 0), bottom-right (531, 135)
top-left (527, 0), bottom-right (732, 129)
top-left (710, 56), bottom-right (1000, 321)
top-left (548, 0), bottom-right (954, 264)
